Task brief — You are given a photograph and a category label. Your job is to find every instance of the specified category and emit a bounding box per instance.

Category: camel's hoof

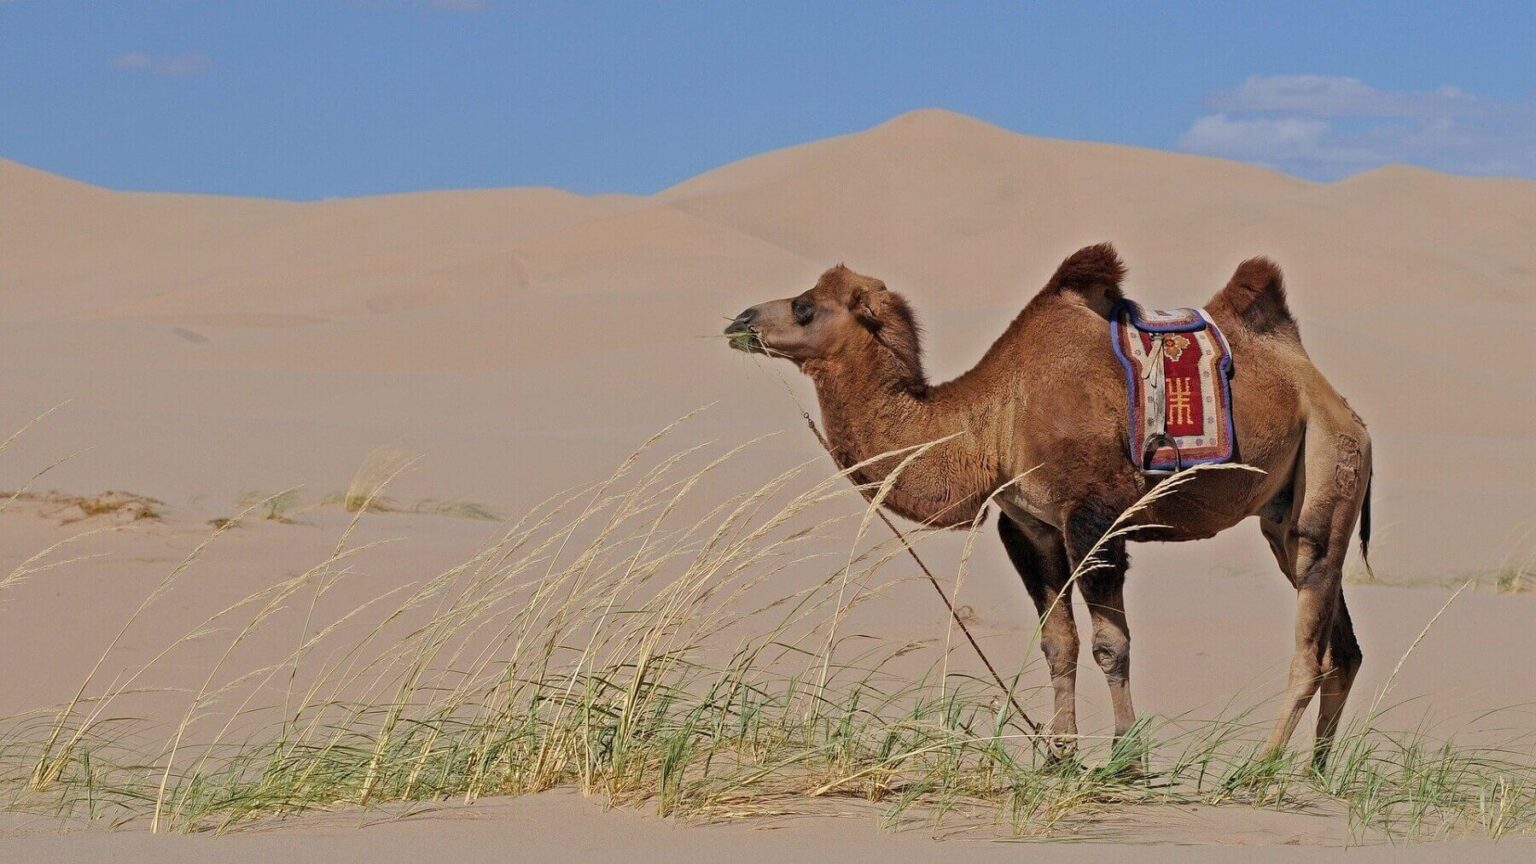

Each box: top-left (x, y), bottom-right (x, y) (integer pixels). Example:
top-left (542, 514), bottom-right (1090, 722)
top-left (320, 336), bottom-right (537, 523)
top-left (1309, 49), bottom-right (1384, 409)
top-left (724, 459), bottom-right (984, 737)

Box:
top-left (1041, 741), bottom-right (1082, 774)
top-left (1310, 744), bottom-right (1336, 776)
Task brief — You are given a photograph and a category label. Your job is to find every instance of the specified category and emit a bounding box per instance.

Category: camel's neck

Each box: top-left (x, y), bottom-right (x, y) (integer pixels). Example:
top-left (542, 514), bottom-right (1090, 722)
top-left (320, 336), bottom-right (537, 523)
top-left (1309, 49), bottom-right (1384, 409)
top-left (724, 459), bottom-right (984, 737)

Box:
top-left (804, 343), bottom-right (1014, 528)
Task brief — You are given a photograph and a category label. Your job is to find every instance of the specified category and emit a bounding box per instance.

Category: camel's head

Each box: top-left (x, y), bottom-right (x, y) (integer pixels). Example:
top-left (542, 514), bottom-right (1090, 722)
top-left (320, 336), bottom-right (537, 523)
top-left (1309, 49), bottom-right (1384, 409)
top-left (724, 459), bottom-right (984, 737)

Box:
top-left (724, 265), bottom-right (924, 382)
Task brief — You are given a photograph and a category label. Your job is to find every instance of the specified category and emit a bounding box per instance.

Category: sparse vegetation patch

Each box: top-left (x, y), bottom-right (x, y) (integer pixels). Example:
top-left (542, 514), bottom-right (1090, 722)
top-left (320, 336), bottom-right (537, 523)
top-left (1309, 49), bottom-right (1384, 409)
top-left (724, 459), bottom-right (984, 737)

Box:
top-left (0, 425), bottom-right (1532, 842)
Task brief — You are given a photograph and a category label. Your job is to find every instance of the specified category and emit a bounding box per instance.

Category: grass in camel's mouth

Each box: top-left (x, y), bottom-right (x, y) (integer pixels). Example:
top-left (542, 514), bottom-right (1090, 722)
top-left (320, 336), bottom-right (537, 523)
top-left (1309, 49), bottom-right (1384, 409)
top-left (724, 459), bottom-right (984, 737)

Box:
top-left (728, 329), bottom-right (763, 353)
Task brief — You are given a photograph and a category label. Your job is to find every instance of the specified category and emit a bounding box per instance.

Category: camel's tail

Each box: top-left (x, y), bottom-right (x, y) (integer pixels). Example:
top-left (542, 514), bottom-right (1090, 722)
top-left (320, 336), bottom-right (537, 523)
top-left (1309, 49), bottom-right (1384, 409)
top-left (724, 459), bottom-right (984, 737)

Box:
top-left (1359, 470), bottom-right (1374, 579)
top-left (1206, 257), bottom-right (1303, 343)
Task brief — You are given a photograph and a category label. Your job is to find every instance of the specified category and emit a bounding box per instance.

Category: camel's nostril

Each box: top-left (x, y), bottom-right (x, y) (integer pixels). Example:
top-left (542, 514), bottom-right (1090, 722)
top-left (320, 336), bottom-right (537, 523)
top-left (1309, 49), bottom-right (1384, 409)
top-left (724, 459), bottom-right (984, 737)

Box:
top-left (724, 308), bottom-right (758, 335)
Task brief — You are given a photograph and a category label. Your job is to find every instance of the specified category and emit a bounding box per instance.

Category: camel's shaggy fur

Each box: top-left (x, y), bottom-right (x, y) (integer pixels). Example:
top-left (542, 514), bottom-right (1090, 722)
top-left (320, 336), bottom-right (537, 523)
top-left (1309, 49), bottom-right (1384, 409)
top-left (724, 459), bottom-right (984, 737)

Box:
top-left (725, 244), bottom-right (1373, 763)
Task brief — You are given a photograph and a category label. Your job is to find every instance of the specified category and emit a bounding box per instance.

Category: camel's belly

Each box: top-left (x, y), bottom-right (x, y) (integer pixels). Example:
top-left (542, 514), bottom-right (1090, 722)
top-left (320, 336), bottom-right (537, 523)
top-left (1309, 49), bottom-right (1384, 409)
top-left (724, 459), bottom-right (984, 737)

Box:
top-left (995, 455), bottom-right (1286, 545)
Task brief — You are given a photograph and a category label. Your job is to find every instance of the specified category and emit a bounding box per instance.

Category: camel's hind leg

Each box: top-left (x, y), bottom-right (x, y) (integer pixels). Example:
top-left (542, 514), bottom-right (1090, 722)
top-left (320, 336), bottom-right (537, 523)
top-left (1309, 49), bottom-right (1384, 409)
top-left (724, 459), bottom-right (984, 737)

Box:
top-left (1262, 517), bottom-right (1362, 766)
top-left (1261, 426), bottom-right (1369, 763)
top-left (1313, 591), bottom-right (1362, 759)
top-left (998, 512), bottom-right (1078, 757)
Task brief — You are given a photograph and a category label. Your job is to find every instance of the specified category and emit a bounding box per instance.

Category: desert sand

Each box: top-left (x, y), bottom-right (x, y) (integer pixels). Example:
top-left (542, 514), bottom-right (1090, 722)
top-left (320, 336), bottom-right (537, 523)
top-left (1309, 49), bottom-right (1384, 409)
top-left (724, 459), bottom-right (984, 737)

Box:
top-left (2, 109), bottom-right (1535, 859)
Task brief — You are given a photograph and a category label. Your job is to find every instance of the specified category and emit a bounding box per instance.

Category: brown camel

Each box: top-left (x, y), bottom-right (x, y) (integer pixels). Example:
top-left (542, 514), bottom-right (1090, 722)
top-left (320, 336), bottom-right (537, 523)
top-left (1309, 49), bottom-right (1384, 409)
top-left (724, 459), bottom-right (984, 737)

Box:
top-left (724, 244), bottom-right (1372, 764)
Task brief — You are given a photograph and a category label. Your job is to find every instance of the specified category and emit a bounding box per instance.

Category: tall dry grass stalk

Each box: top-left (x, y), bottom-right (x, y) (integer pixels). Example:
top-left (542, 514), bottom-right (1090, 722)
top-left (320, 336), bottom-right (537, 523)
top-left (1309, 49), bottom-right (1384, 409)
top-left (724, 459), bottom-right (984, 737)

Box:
top-left (0, 418), bottom-right (1532, 841)
top-left (0, 404), bottom-right (96, 599)
top-left (344, 447), bottom-right (417, 513)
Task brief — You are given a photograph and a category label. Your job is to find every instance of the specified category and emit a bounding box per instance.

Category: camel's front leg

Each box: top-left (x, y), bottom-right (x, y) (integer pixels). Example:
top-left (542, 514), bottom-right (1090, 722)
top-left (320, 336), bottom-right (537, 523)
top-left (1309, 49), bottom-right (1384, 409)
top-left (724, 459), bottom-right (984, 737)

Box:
top-left (1081, 573), bottom-right (1135, 738)
top-left (1063, 504), bottom-right (1138, 755)
top-left (1035, 582), bottom-right (1081, 751)
top-left (998, 514), bottom-right (1079, 758)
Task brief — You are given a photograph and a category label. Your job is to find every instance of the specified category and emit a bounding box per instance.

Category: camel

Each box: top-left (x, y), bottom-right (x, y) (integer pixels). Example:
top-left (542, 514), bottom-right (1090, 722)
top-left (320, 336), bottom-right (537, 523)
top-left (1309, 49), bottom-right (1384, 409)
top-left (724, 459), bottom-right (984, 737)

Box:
top-left (723, 244), bottom-right (1373, 765)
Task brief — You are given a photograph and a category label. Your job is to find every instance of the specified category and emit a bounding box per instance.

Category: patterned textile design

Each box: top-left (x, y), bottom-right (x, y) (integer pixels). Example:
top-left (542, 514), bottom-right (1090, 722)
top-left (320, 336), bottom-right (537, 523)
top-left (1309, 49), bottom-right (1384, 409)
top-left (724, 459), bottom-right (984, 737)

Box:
top-left (1110, 301), bottom-right (1236, 473)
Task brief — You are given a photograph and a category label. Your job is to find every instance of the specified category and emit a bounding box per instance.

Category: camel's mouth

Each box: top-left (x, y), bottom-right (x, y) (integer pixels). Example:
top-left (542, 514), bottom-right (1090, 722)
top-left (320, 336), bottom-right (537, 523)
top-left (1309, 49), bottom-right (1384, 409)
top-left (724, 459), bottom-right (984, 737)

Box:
top-left (728, 331), bottom-right (764, 353)
top-left (724, 320), bottom-right (765, 354)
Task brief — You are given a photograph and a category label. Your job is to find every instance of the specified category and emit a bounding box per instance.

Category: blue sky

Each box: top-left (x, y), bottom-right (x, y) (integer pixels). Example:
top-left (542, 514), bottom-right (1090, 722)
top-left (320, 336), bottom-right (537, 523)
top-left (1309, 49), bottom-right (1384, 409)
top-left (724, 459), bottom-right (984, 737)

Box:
top-left (2, 1), bottom-right (1533, 200)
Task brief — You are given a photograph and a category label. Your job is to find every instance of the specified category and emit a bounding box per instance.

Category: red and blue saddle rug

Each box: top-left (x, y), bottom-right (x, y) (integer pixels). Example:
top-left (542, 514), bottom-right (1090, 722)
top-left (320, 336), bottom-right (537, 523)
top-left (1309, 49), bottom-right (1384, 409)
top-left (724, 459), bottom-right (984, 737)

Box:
top-left (1109, 301), bottom-right (1236, 473)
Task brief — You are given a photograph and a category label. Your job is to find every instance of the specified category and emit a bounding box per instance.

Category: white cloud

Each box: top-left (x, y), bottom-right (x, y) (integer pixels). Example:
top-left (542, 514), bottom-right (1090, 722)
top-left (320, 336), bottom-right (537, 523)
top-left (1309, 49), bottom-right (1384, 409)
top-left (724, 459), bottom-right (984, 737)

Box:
top-left (1207, 75), bottom-right (1483, 119)
top-left (111, 52), bottom-right (213, 77)
top-left (1178, 75), bottom-right (1536, 179)
top-left (1181, 115), bottom-right (1328, 159)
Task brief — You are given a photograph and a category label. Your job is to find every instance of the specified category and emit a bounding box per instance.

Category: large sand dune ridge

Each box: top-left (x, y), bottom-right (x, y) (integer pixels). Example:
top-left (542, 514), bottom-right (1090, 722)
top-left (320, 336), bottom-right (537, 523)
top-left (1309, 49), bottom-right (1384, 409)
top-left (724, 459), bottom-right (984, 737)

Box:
top-left (3, 109), bottom-right (1532, 581)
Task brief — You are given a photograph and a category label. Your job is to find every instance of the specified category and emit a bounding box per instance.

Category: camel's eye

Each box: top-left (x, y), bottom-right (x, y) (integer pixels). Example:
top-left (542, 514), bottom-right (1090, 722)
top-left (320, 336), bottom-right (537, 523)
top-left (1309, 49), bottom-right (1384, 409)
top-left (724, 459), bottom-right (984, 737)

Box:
top-left (792, 298), bottom-right (815, 326)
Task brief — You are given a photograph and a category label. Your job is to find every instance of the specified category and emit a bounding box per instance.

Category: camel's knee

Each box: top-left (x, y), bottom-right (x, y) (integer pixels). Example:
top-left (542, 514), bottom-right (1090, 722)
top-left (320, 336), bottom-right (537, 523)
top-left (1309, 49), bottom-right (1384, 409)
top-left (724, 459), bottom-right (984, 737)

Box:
top-left (1091, 635), bottom-right (1130, 683)
top-left (1291, 533), bottom-right (1334, 590)
top-left (1040, 632), bottom-right (1079, 679)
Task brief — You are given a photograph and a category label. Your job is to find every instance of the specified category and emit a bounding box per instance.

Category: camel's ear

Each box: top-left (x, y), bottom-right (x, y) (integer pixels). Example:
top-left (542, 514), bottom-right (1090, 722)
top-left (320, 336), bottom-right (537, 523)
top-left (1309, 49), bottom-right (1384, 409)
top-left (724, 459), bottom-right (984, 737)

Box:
top-left (1041, 243), bottom-right (1126, 317)
top-left (847, 283), bottom-right (926, 387)
top-left (848, 282), bottom-right (889, 329)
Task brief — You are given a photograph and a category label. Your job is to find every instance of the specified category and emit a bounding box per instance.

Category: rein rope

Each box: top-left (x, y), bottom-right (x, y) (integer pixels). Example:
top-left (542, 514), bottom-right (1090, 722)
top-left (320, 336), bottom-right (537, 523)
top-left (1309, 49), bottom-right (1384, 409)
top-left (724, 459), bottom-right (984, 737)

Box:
top-left (796, 409), bottom-right (1045, 743)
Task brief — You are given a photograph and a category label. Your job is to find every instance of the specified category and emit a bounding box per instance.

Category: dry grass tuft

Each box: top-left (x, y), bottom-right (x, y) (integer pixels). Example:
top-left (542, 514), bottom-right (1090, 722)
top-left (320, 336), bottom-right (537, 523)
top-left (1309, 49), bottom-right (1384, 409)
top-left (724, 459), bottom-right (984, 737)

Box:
top-left (0, 418), bottom-right (1532, 842)
top-left (344, 447), bottom-right (416, 513)
top-left (237, 489), bottom-right (304, 523)
top-left (1494, 562), bottom-right (1534, 595)
top-left (0, 490), bottom-right (165, 525)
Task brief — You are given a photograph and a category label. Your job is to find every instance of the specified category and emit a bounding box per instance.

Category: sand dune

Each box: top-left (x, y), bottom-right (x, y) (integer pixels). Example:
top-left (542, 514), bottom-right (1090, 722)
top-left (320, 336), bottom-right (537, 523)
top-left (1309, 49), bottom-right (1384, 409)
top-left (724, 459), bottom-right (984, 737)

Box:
top-left (3, 108), bottom-right (1532, 577)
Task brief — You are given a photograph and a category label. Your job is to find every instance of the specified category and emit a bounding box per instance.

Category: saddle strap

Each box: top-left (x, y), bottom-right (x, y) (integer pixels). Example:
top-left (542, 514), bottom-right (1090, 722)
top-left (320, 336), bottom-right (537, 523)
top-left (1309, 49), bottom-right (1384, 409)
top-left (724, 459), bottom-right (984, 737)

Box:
top-left (1139, 334), bottom-right (1183, 473)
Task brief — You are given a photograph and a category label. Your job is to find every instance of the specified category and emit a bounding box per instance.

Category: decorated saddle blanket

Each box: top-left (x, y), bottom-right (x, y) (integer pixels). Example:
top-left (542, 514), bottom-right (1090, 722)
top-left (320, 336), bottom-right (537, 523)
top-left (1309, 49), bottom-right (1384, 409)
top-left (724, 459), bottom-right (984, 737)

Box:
top-left (1109, 301), bottom-right (1236, 473)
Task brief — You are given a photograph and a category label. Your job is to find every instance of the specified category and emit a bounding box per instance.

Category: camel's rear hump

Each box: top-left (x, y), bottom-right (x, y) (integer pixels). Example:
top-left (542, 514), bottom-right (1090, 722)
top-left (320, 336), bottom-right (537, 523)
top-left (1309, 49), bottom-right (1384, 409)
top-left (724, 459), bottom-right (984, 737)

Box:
top-left (1206, 258), bottom-right (1302, 343)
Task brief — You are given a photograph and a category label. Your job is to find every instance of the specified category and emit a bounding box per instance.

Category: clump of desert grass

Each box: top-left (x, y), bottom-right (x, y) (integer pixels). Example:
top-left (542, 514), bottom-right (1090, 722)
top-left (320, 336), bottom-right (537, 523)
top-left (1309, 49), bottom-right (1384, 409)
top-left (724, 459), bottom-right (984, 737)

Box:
top-left (232, 487), bottom-right (501, 525)
top-left (1492, 561), bottom-right (1533, 595)
top-left (236, 489), bottom-right (305, 523)
top-left (0, 415), bottom-right (1533, 842)
top-left (0, 490), bottom-right (164, 525)
top-left (343, 446), bottom-right (416, 514)
top-left (226, 446), bottom-right (500, 525)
